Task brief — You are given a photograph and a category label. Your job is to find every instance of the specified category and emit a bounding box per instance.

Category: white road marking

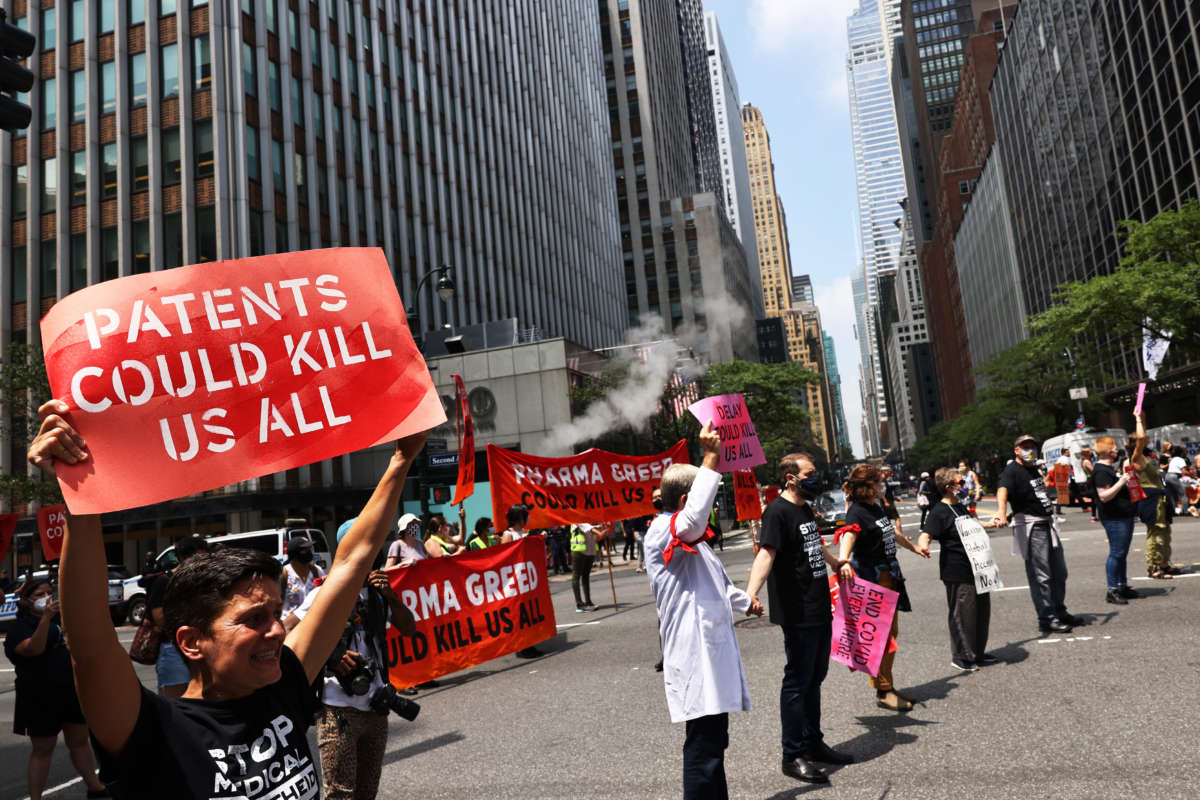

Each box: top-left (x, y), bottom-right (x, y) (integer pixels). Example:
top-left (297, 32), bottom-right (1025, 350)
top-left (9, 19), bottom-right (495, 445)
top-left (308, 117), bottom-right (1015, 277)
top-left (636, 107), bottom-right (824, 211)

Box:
top-left (1132, 572), bottom-right (1199, 581)
top-left (557, 620), bottom-right (603, 629)
top-left (21, 776), bottom-right (82, 800)
top-left (1037, 635), bottom-right (1112, 645)
top-left (993, 585), bottom-right (1030, 592)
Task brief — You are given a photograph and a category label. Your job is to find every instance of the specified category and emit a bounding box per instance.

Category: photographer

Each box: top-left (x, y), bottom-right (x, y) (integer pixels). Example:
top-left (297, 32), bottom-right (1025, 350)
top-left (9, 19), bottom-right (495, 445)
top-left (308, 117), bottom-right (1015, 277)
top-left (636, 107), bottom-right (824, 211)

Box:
top-left (289, 556), bottom-right (417, 800)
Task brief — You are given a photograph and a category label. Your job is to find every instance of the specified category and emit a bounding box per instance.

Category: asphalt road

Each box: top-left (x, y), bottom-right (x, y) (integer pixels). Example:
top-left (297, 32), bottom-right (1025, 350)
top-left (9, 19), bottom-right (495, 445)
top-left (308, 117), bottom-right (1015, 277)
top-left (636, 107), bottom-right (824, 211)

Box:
top-left (4, 502), bottom-right (1199, 799)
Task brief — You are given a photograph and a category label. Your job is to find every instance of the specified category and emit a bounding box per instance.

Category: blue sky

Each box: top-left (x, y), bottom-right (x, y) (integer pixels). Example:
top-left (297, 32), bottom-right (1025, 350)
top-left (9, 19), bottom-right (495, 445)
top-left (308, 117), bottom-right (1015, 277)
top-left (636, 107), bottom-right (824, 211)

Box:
top-left (702, 0), bottom-right (866, 457)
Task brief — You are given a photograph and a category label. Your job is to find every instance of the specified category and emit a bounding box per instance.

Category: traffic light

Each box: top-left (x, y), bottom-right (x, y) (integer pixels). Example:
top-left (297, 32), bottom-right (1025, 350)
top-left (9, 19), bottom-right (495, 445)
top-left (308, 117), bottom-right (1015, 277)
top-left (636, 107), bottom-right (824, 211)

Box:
top-left (0, 9), bottom-right (36, 132)
top-left (431, 486), bottom-right (451, 504)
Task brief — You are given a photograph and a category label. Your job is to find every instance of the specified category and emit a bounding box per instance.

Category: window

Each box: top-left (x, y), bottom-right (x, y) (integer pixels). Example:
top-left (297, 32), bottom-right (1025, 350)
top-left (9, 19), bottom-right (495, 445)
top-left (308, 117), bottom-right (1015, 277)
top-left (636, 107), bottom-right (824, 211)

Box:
top-left (71, 150), bottom-right (87, 205)
top-left (310, 27), bottom-right (320, 68)
top-left (129, 0), bottom-right (146, 26)
top-left (162, 128), bottom-right (181, 185)
top-left (42, 78), bottom-right (56, 129)
top-left (195, 121), bottom-right (213, 178)
top-left (101, 227), bottom-right (119, 281)
top-left (161, 44), bottom-right (179, 98)
top-left (268, 61), bottom-right (281, 111)
top-left (42, 157), bottom-right (57, 211)
top-left (12, 164), bottom-right (28, 217)
top-left (101, 61), bottom-right (117, 114)
top-left (193, 34), bottom-right (211, 90)
top-left (131, 136), bottom-right (149, 192)
top-left (71, 0), bottom-right (85, 42)
top-left (42, 7), bottom-right (56, 47)
top-left (160, 0), bottom-right (177, 15)
top-left (70, 234), bottom-right (86, 290)
top-left (130, 52), bottom-right (147, 107)
top-left (40, 240), bottom-right (57, 298)
top-left (313, 96), bottom-right (323, 139)
top-left (290, 76), bottom-right (302, 121)
top-left (249, 211), bottom-right (264, 256)
top-left (272, 139), bottom-right (283, 187)
top-left (196, 206), bottom-right (216, 262)
top-left (242, 43), bottom-right (256, 96)
top-left (245, 124), bottom-right (260, 181)
top-left (130, 222), bottom-right (151, 273)
top-left (288, 9), bottom-right (298, 46)
top-left (163, 213), bottom-right (183, 267)
top-left (266, 0), bottom-right (276, 34)
top-left (100, 2), bottom-right (115, 33)
top-left (102, 143), bottom-right (118, 199)
top-left (11, 247), bottom-right (27, 302)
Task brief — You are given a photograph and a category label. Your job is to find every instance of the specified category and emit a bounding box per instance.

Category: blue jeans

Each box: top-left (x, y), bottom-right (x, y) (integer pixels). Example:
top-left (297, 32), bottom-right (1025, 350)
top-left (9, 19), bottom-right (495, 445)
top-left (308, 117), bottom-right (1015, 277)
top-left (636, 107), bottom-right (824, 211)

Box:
top-left (1100, 516), bottom-right (1134, 590)
top-left (780, 623), bottom-right (830, 759)
top-left (156, 641), bottom-right (191, 689)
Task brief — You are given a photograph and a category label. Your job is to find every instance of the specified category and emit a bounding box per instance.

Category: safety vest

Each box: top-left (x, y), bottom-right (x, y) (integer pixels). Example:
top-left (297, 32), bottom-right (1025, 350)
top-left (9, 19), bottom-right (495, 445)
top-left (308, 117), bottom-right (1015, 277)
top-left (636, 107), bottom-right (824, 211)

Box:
top-left (428, 535), bottom-right (454, 555)
top-left (468, 533), bottom-right (492, 550)
top-left (570, 526), bottom-right (587, 552)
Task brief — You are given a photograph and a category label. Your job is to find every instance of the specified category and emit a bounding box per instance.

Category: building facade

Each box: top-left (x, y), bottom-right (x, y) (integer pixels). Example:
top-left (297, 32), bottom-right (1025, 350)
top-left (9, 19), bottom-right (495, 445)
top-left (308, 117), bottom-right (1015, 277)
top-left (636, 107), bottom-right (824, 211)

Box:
top-left (822, 330), bottom-right (854, 458)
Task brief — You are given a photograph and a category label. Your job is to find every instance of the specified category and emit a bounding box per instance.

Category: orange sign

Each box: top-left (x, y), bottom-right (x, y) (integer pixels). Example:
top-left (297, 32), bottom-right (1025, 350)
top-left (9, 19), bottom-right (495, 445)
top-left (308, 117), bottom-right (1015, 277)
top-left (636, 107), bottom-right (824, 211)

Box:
top-left (39, 248), bottom-right (444, 514)
top-left (385, 537), bottom-right (555, 688)
top-left (451, 374), bottom-right (475, 506)
top-left (733, 469), bottom-right (762, 521)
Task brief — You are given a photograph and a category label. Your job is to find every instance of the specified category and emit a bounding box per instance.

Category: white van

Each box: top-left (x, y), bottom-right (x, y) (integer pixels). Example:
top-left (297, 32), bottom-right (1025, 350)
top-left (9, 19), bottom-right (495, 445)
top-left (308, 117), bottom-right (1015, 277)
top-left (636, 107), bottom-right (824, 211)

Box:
top-left (1041, 428), bottom-right (1128, 483)
top-left (1145, 424), bottom-right (1200, 460)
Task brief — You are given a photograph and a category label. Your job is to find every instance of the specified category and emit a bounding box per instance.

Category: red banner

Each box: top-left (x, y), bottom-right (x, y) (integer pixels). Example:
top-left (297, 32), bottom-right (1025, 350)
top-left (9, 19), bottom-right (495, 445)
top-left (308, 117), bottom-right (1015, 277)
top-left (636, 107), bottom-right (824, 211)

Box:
top-left (763, 485), bottom-right (781, 507)
top-left (487, 440), bottom-right (689, 529)
top-left (451, 374), bottom-right (475, 506)
top-left (384, 537), bottom-right (555, 688)
top-left (733, 469), bottom-right (762, 521)
top-left (37, 504), bottom-right (67, 561)
top-left (39, 248), bottom-right (444, 514)
top-left (0, 513), bottom-right (17, 562)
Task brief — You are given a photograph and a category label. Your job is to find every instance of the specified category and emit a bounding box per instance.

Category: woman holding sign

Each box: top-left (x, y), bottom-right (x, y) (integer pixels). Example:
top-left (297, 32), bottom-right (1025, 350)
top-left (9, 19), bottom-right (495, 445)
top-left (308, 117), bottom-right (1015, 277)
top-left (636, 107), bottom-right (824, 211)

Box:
top-left (917, 468), bottom-right (1001, 672)
top-left (836, 464), bottom-right (929, 711)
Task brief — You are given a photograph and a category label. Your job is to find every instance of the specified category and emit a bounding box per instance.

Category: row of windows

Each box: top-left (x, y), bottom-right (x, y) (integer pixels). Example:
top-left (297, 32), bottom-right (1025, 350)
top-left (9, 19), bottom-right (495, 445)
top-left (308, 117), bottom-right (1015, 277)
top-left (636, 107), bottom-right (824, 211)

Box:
top-left (921, 52), bottom-right (964, 74)
top-left (915, 8), bottom-right (963, 30)
top-left (916, 23), bottom-right (963, 45)
top-left (20, 1), bottom-right (205, 46)
top-left (918, 38), bottom-right (963, 59)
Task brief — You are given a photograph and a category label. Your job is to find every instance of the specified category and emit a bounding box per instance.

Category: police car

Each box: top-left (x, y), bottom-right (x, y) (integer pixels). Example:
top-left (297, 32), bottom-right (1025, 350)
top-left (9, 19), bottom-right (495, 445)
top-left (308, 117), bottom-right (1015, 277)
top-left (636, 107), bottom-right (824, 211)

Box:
top-left (0, 567), bottom-right (126, 631)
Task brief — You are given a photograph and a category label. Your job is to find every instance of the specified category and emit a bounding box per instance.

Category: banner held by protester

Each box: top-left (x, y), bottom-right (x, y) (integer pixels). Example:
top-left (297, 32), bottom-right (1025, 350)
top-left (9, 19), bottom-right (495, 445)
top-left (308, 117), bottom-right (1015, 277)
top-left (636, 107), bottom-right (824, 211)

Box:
top-left (384, 537), bottom-right (556, 688)
top-left (687, 393), bottom-right (765, 471)
top-left (37, 504), bottom-right (67, 561)
top-left (39, 248), bottom-right (444, 514)
top-left (451, 374), bottom-right (475, 506)
top-left (733, 469), bottom-right (762, 521)
top-left (486, 441), bottom-right (688, 529)
top-left (954, 516), bottom-right (1004, 593)
top-left (830, 576), bottom-right (899, 677)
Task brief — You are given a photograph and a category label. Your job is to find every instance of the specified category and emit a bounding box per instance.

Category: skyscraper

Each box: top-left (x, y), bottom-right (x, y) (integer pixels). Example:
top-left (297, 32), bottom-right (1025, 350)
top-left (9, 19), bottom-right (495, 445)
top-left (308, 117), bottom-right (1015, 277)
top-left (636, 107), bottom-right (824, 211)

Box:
top-left (704, 11), bottom-right (760, 318)
top-left (846, 0), bottom-right (905, 455)
top-left (823, 330), bottom-right (854, 458)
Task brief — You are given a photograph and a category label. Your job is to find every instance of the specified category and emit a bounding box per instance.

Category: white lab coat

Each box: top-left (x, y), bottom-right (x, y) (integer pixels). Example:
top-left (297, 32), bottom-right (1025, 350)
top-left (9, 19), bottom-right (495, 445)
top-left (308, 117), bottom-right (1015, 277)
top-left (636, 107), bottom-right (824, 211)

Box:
top-left (645, 467), bottom-right (752, 723)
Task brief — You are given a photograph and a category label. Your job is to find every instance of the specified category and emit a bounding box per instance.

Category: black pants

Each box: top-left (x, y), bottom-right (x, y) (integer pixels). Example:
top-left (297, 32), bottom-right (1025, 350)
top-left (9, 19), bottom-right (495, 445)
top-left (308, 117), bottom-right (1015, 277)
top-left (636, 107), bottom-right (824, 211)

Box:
top-left (549, 537), bottom-right (569, 574)
top-left (572, 554), bottom-right (594, 606)
top-left (683, 713), bottom-right (728, 800)
top-left (919, 505), bottom-right (929, 528)
top-left (944, 581), bottom-right (990, 663)
top-left (623, 533), bottom-right (639, 561)
top-left (780, 623), bottom-right (830, 759)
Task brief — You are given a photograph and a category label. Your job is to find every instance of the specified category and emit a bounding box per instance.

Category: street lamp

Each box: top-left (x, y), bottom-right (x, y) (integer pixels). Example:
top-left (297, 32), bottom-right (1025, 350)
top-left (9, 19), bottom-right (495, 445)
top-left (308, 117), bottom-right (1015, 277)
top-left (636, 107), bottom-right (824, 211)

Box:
top-left (406, 266), bottom-right (456, 350)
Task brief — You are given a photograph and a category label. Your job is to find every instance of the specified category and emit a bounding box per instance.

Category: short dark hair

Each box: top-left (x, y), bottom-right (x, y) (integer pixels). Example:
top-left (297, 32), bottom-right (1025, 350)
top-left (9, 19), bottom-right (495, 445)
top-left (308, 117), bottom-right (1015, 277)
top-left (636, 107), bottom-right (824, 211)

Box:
top-left (506, 504), bottom-right (529, 527)
top-left (777, 452), bottom-right (816, 486)
top-left (163, 548), bottom-right (282, 647)
top-left (474, 517), bottom-right (493, 534)
top-left (174, 534), bottom-right (209, 563)
top-left (16, 578), bottom-right (53, 615)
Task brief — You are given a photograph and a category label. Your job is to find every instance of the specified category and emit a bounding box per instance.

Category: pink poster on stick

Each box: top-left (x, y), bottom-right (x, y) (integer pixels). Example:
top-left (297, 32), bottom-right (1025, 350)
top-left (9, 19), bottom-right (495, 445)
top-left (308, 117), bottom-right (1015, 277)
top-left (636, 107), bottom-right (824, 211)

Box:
top-left (687, 393), bottom-right (766, 472)
top-left (830, 576), bottom-right (900, 676)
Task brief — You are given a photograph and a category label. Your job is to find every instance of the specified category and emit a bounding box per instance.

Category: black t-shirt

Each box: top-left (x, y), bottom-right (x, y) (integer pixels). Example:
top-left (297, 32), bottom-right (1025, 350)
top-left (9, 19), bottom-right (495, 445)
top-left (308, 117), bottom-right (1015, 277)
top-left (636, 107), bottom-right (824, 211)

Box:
top-left (921, 501), bottom-right (975, 584)
top-left (97, 646), bottom-right (321, 800)
top-left (3, 612), bottom-right (74, 690)
top-left (147, 574), bottom-right (169, 612)
top-left (759, 497), bottom-right (832, 627)
top-left (1093, 462), bottom-right (1135, 520)
top-left (845, 502), bottom-right (896, 565)
top-left (998, 461), bottom-right (1055, 517)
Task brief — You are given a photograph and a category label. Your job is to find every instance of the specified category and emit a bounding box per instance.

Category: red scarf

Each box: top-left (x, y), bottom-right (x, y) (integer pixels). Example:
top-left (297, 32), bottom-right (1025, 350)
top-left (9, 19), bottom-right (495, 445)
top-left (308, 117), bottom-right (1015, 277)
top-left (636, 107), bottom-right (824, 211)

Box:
top-left (662, 511), bottom-right (715, 565)
top-left (832, 523), bottom-right (861, 545)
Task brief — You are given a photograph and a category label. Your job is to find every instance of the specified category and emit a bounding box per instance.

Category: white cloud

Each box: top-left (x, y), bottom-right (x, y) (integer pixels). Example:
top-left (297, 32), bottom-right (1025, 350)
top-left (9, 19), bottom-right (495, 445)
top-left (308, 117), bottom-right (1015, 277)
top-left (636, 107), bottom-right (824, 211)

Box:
top-left (745, 0), bottom-right (859, 109)
top-left (814, 275), bottom-right (865, 458)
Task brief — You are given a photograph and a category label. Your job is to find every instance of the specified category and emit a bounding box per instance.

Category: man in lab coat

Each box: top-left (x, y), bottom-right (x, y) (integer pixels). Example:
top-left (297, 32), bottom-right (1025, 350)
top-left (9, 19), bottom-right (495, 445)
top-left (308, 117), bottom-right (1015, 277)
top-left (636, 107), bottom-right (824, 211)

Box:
top-left (644, 421), bottom-right (764, 799)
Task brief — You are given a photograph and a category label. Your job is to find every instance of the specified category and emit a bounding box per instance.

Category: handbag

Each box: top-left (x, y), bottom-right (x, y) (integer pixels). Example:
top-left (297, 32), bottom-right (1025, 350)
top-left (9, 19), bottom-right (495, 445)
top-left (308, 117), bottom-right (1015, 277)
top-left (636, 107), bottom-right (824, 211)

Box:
top-left (128, 618), bottom-right (162, 665)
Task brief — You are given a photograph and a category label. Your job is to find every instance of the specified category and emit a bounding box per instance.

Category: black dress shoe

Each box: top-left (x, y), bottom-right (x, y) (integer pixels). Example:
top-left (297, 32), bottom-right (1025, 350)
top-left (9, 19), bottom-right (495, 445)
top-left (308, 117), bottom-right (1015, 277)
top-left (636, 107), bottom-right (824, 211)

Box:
top-left (654, 659), bottom-right (663, 672)
top-left (781, 757), bottom-right (829, 784)
top-left (1039, 619), bottom-right (1072, 634)
top-left (1059, 613), bottom-right (1086, 626)
top-left (1119, 586), bottom-right (1141, 599)
top-left (802, 742), bottom-right (855, 764)
top-left (1105, 589), bottom-right (1128, 605)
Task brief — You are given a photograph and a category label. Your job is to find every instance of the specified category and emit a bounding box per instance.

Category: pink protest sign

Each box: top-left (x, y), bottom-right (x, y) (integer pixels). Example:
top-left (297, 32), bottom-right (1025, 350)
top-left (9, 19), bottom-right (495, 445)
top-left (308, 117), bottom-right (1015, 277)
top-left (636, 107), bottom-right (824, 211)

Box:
top-left (1133, 382), bottom-right (1147, 415)
top-left (687, 393), bottom-right (765, 472)
top-left (830, 576), bottom-right (899, 676)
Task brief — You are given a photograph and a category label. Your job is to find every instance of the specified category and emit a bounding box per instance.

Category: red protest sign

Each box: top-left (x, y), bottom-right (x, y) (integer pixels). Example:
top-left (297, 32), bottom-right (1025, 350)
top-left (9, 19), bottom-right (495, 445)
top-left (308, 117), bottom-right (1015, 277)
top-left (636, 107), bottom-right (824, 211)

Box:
top-left (0, 513), bottom-right (17, 562)
top-left (451, 374), bottom-right (475, 506)
top-left (37, 504), bottom-right (67, 561)
top-left (385, 537), bottom-right (555, 688)
top-left (763, 485), bottom-right (781, 506)
top-left (486, 441), bottom-right (689, 529)
top-left (39, 248), bottom-right (444, 514)
top-left (733, 469), bottom-right (762, 521)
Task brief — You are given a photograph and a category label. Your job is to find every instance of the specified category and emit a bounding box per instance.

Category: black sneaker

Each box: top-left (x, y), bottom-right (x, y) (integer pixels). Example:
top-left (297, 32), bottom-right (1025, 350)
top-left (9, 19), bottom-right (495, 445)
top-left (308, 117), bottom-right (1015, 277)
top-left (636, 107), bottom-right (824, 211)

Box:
top-left (1118, 586), bottom-right (1141, 599)
top-left (976, 654), bottom-right (1002, 666)
top-left (951, 658), bottom-right (979, 672)
top-left (1105, 589), bottom-right (1128, 605)
top-left (1059, 613), bottom-right (1086, 627)
top-left (1039, 619), bottom-right (1072, 635)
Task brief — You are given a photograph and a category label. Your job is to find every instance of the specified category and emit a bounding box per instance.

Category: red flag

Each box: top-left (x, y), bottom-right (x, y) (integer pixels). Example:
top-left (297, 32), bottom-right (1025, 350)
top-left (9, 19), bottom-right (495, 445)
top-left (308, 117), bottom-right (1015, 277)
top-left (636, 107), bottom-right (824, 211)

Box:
top-left (0, 513), bottom-right (17, 562)
top-left (385, 537), bottom-right (555, 688)
top-left (486, 441), bottom-right (689, 529)
top-left (37, 504), bottom-right (68, 561)
top-left (451, 374), bottom-right (475, 506)
top-left (733, 469), bottom-right (762, 521)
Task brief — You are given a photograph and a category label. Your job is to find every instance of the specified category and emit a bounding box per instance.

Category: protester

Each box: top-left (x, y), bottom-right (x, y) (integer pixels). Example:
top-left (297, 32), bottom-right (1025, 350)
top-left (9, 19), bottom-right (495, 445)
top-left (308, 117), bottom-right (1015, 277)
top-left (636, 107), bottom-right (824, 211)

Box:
top-left (467, 517), bottom-right (496, 550)
top-left (1079, 446), bottom-right (1097, 521)
top-left (280, 534), bottom-right (325, 619)
top-left (28, 397), bottom-right (429, 799)
top-left (917, 468), bottom-right (999, 672)
top-left (1129, 413), bottom-right (1178, 579)
top-left (4, 578), bottom-right (109, 800)
top-left (645, 422), bottom-right (763, 799)
top-left (1091, 436), bottom-right (1141, 603)
top-left (570, 523), bottom-right (598, 612)
top-left (836, 464), bottom-right (930, 711)
top-left (547, 526), bottom-right (570, 574)
top-left (500, 504), bottom-right (531, 543)
top-left (290, 553), bottom-right (416, 800)
top-left (916, 471), bottom-right (934, 528)
top-left (384, 513), bottom-right (427, 568)
top-left (422, 515), bottom-right (460, 557)
top-left (147, 535), bottom-right (210, 697)
top-left (1165, 445), bottom-right (1188, 515)
top-left (992, 434), bottom-right (1083, 635)
top-left (957, 460), bottom-right (982, 514)
top-left (623, 517), bottom-right (640, 563)
top-left (746, 452), bottom-right (852, 785)
top-left (1051, 452), bottom-right (1072, 516)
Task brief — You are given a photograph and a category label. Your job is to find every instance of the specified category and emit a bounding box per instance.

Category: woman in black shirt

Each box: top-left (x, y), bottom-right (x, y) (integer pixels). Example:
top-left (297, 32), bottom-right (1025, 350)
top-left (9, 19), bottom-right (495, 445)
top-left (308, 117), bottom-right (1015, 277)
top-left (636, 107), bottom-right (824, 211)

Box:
top-left (837, 463), bottom-right (930, 711)
top-left (3, 578), bottom-right (109, 799)
top-left (918, 467), bottom-right (1000, 672)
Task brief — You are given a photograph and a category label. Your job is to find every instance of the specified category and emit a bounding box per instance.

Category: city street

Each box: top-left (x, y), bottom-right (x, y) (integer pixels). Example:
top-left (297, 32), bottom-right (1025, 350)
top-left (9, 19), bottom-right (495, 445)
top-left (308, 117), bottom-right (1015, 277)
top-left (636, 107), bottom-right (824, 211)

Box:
top-left (3, 501), bottom-right (1198, 799)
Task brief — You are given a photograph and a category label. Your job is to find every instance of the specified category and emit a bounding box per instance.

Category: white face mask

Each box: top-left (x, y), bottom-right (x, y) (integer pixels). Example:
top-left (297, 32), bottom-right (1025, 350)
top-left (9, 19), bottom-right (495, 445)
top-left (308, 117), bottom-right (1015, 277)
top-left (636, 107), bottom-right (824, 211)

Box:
top-left (1019, 448), bottom-right (1037, 463)
top-left (32, 596), bottom-right (51, 613)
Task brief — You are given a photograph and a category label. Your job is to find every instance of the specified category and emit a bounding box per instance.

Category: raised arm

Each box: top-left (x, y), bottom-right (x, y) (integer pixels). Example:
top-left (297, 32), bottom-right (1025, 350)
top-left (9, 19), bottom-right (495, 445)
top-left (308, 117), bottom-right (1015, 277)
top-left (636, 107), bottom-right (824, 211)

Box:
top-left (285, 432), bottom-right (427, 682)
top-left (675, 422), bottom-right (722, 544)
top-left (1130, 412), bottom-right (1147, 470)
top-left (28, 400), bottom-right (143, 756)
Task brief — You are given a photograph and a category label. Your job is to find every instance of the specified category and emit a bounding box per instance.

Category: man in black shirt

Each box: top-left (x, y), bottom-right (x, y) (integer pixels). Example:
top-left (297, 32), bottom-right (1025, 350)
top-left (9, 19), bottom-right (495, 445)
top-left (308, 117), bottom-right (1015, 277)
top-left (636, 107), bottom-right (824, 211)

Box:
top-left (992, 434), bottom-right (1081, 635)
top-left (746, 453), bottom-right (851, 786)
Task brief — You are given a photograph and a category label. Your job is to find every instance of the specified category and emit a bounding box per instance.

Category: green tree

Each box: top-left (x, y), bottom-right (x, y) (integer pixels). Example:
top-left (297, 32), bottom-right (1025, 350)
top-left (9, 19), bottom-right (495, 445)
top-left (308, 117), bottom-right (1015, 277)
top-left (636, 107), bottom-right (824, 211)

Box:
top-left (0, 342), bottom-right (60, 507)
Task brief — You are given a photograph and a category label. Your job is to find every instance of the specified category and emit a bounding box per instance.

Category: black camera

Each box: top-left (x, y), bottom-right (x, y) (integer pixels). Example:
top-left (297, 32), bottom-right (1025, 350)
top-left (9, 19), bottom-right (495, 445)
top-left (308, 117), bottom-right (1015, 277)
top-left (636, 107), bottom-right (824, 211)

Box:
top-left (369, 684), bottom-right (420, 721)
top-left (334, 657), bottom-right (376, 697)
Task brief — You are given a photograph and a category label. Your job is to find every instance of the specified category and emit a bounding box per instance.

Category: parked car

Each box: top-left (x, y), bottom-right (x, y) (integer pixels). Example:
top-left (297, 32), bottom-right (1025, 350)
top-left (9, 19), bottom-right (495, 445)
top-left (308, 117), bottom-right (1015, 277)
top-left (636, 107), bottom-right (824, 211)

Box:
top-left (812, 489), bottom-right (848, 536)
top-left (0, 567), bottom-right (126, 631)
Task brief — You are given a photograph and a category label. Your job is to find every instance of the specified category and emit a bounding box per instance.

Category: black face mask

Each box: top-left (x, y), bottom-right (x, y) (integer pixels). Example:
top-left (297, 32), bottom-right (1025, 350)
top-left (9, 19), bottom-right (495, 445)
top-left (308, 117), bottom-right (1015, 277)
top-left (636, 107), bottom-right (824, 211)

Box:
top-left (793, 475), bottom-right (821, 500)
top-left (652, 498), bottom-right (663, 511)
top-left (293, 550), bottom-right (314, 564)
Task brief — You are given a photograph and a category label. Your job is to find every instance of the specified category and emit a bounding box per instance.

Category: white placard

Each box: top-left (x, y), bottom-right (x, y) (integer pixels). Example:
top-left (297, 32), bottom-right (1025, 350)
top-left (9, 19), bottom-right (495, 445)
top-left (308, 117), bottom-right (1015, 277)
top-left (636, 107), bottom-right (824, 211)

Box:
top-left (954, 516), bottom-right (1004, 594)
top-left (1069, 387), bottom-right (1088, 400)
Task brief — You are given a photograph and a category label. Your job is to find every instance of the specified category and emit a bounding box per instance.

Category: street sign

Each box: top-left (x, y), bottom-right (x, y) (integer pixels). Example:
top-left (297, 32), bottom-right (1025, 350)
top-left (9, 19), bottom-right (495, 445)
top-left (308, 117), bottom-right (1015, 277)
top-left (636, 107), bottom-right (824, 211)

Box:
top-left (1069, 387), bottom-right (1088, 400)
top-left (425, 439), bottom-right (448, 453)
top-left (429, 452), bottom-right (459, 467)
